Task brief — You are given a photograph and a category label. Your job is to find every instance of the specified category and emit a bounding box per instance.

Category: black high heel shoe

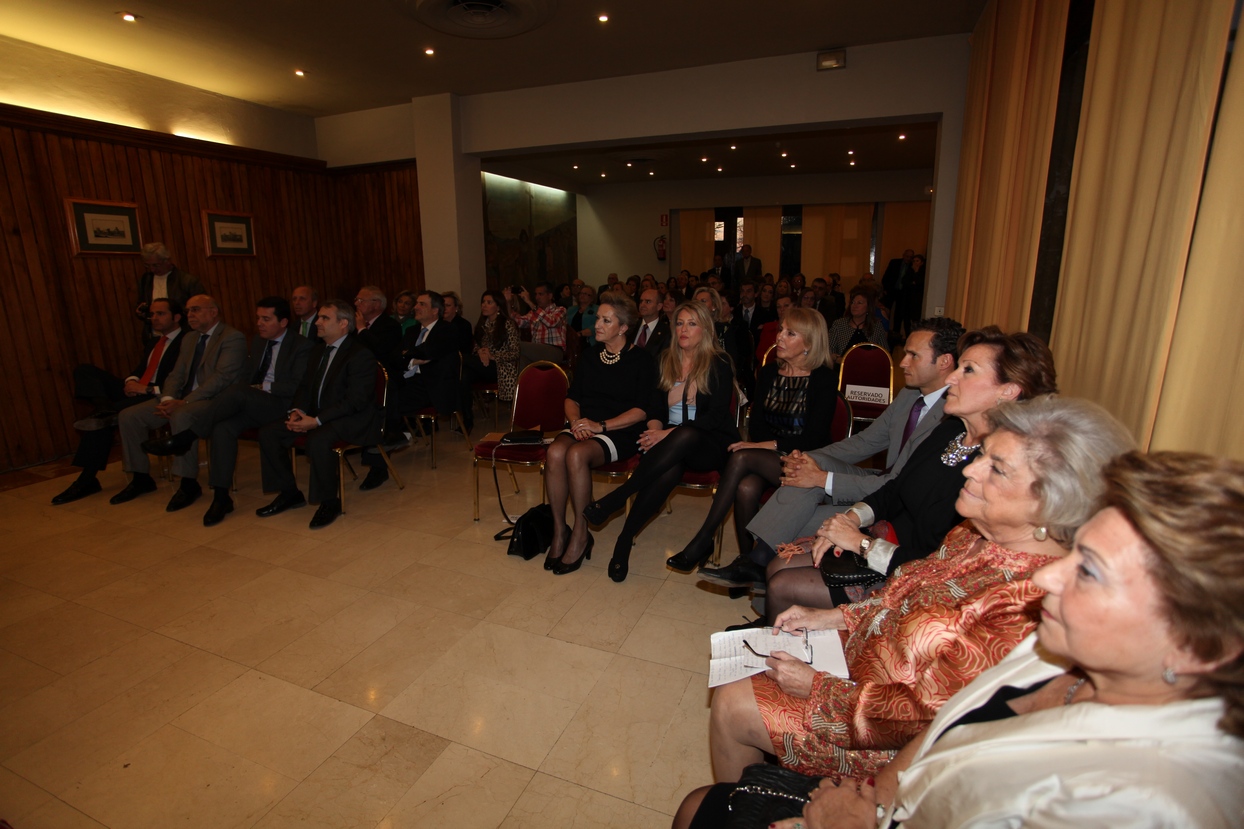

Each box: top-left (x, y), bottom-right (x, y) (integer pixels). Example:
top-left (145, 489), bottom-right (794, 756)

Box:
top-left (544, 524), bottom-right (570, 571)
top-left (666, 536), bottom-right (715, 573)
top-left (553, 532), bottom-right (593, 575)
top-left (583, 492), bottom-right (624, 525)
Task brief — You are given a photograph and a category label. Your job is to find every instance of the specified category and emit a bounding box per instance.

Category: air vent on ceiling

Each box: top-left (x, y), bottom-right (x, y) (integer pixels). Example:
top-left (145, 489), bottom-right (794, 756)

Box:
top-left (399, 0), bottom-right (558, 39)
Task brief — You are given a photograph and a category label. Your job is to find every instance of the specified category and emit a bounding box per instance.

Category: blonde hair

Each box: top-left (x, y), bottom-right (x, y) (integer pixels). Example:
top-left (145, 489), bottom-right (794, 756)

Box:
top-left (691, 286), bottom-right (724, 322)
top-left (659, 302), bottom-right (724, 396)
top-left (780, 308), bottom-right (832, 370)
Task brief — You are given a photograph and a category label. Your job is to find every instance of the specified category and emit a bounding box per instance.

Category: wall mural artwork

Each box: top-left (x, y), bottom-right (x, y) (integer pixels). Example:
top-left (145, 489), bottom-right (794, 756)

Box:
top-left (483, 174), bottom-right (576, 290)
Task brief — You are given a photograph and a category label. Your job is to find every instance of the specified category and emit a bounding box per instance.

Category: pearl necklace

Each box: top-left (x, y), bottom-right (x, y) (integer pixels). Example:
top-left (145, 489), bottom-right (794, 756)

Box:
top-left (940, 431), bottom-right (981, 466)
top-left (599, 347), bottom-right (622, 365)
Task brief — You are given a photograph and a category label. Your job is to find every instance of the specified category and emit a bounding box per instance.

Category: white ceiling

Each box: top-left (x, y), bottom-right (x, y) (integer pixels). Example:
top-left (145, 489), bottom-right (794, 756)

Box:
top-left (0, 0), bottom-right (987, 117)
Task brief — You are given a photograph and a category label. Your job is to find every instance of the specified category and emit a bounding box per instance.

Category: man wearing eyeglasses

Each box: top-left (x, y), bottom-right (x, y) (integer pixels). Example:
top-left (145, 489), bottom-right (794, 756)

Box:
top-left (353, 286), bottom-right (403, 386)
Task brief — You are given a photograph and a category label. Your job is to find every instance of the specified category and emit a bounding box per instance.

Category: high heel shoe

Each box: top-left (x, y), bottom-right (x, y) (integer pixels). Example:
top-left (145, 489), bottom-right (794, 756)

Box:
top-left (553, 532), bottom-right (593, 575)
top-left (608, 558), bottom-right (628, 583)
top-left (666, 536), bottom-right (715, 573)
top-left (544, 524), bottom-right (570, 571)
top-left (583, 493), bottom-right (623, 525)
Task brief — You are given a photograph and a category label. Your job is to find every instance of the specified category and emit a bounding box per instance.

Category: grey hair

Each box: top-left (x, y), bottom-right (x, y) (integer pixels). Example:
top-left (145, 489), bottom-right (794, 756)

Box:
top-left (359, 285), bottom-right (387, 312)
top-left (986, 395), bottom-right (1136, 547)
top-left (141, 242), bottom-right (171, 260)
top-left (324, 299), bottom-right (357, 333)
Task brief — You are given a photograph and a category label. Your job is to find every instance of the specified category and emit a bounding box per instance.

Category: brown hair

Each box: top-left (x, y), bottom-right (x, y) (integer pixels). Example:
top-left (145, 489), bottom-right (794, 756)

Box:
top-left (596, 290), bottom-right (637, 337)
top-left (958, 326), bottom-right (1058, 398)
top-left (1102, 451), bottom-right (1244, 737)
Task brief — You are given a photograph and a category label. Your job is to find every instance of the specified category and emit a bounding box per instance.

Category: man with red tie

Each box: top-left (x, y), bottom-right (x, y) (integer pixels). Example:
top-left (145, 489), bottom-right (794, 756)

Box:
top-left (52, 298), bottom-right (193, 505)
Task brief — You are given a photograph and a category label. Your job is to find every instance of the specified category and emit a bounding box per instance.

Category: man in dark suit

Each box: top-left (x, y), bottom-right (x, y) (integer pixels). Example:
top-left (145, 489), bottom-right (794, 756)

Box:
top-left (143, 297), bottom-right (313, 526)
top-left (353, 285), bottom-right (403, 377)
top-left (701, 316), bottom-right (965, 586)
top-left (700, 254), bottom-right (730, 285)
top-left (732, 244), bottom-right (762, 284)
top-left (634, 288), bottom-right (671, 355)
top-left (881, 249), bottom-right (916, 310)
top-left (52, 298), bottom-right (192, 505)
top-left (733, 280), bottom-right (774, 343)
top-left (112, 294), bottom-right (248, 511)
top-left (135, 242), bottom-right (205, 342)
top-left (256, 300), bottom-right (382, 529)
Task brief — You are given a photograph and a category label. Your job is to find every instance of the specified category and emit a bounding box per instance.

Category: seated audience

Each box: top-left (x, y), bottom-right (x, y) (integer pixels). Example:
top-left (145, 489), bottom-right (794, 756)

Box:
top-left (291, 285), bottom-right (320, 338)
top-left (464, 289), bottom-right (520, 403)
top-left (143, 297), bottom-right (313, 526)
top-left (764, 328), bottom-right (1059, 621)
top-left (52, 298), bottom-right (190, 505)
top-left (583, 302), bottom-right (740, 583)
top-left (391, 290), bottom-right (417, 333)
top-left (684, 450), bottom-right (1242, 829)
top-left (506, 281), bottom-right (567, 360)
top-left (256, 300), bottom-right (382, 529)
top-left (440, 291), bottom-right (475, 360)
top-left (544, 292), bottom-right (654, 574)
top-left (111, 294), bottom-right (247, 511)
top-left (754, 295), bottom-right (794, 362)
top-left (634, 288), bottom-right (671, 355)
top-left (828, 285), bottom-right (889, 362)
top-left (667, 308), bottom-right (837, 573)
top-left (569, 285), bottom-right (598, 346)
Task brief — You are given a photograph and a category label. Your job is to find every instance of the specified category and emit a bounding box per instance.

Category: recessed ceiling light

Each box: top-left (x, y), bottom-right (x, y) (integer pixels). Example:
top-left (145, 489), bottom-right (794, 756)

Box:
top-left (717, 167), bottom-right (723, 172)
top-left (790, 164), bottom-right (796, 169)
top-left (294, 69), bottom-right (306, 77)
top-left (899, 134), bottom-right (907, 140)
top-left (648, 171), bottom-right (654, 176)
top-left (701, 157), bottom-right (708, 162)
top-left (781, 152), bottom-right (788, 158)
top-left (573, 165), bottom-right (578, 169)
top-left (626, 162), bottom-right (632, 167)
top-left (847, 150), bottom-right (854, 155)
top-left (424, 48), bottom-right (435, 55)
top-left (600, 172), bottom-right (606, 177)
top-left (850, 161), bottom-right (856, 166)
top-left (121, 12), bottom-right (137, 22)
top-left (598, 14), bottom-right (608, 22)
top-left (730, 145), bottom-right (737, 150)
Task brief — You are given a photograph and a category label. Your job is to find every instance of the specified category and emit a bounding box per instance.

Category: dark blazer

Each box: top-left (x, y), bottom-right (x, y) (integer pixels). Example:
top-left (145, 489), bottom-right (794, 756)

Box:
top-left (446, 315), bottom-right (475, 358)
top-left (700, 265), bottom-right (730, 283)
top-left (163, 322), bottom-right (248, 402)
top-left (717, 320), bottom-right (755, 396)
top-left (637, 315), bottom-right (671, 356)
top-left (240, 331), bottom-right (313, 402)
top-left (129, 329), bottom-right (193, 389)
top-left (356, 313), bottom-right (404, 377)
top-left (137, 266), bottom-right (205, 312)
top-left (733, 256), bottom-right (762, 282)
top-left (734, 303), bottom-right (774, 344)
top-left (862, 415), bottom-right (973, 574)
top-left (400, 319), bottom-right (461, 415)
top-left (646, 354), bottom-right (740, 449)
top-left (294, 336), bottom-right (381, 445)
top-left (748, 363), bottom-right (838, 454)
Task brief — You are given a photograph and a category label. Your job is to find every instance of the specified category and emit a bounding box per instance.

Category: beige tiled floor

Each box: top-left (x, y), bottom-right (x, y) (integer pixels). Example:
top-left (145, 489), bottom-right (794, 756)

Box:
top-left (0, 434), bottom-right (752, 828)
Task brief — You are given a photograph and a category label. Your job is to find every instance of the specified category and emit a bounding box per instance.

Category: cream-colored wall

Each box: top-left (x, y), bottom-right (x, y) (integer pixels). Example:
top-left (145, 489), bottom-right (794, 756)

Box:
top-left (0, 35), bottom-right (317, 157)
top-left (315, 103), bottom-right (417, 168)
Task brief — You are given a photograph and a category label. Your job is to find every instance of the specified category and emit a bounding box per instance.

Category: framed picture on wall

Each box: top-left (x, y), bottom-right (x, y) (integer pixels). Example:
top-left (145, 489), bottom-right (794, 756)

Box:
top-left (202, 210), bottom-right (256, 256)
top-left (64, 199), bottom-right (142, 255)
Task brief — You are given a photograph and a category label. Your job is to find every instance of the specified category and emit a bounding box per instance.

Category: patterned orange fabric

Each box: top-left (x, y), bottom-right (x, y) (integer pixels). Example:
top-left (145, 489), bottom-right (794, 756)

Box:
top-left (753, 524), bottom-right (1057, 780)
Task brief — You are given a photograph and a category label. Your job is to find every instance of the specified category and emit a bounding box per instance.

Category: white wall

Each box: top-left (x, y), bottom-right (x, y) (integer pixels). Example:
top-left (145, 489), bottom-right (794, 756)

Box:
top-left (0, 35), bottom-right (317, 157)
top-left (315, 103), bottom-right (417, 167)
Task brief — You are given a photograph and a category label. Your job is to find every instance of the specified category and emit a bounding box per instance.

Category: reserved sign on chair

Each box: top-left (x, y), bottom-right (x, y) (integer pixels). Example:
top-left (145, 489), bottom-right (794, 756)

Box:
top-left (844, 384), bottom-right (889, 405)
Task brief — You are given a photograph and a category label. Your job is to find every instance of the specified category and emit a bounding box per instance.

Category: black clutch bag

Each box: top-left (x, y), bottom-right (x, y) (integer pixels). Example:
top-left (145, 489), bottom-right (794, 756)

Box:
top-left (726, 763), bottom-right (822, 829)
top-left (500, 429), bottom-right (543, 444)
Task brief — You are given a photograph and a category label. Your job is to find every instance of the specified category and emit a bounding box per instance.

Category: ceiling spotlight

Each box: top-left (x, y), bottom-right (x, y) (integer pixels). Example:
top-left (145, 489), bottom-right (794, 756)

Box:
top-left (850, 161), bottom-right (856, 166)
top-left (425, 48), bottom-right (435, 55)
top-left (730, 145), bottom-right (737, 150)
top-left (294, 69), bottom-right (306, 77)
top-left (648, 171), bottom-right (654, 176)
top-left (121, 12), bottom-right (137, 22)
top-left (626, 162), bottom-right (632, 167)
top-left (847, 150), bottom-right (854, 155)
top-left (899, 134), bottom-right (907, 140)
top-left (598, 14), bottom-right (609, 22)
top-left (600, 172), bottom-right (606, 177)
top-left (781, 152), bottom-right (788, 158)
top-left (701, 157), bottom-right (708, 162)
top-left (790, 164), bottom-right (796, 169)
top-left (717, 167), bottom-right (723, 172)
top-left (572, 165), bottom-right (578, 169)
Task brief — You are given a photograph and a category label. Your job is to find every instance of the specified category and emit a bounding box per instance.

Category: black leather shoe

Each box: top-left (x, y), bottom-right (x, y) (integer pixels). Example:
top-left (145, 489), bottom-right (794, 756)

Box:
top-left (698, 555), bottom-right (767, 588)
top-left (553, 532), bottom-right (593, 575)
top-left (203, 496), bottom-right (234, 527)
top-left (142, 431), bottom-right (197, 456)
top-left (359, 466), bottom-right (388, 491)
top-left (666, 536), bottom-right (715, 573)
top-left (52, 476), bottom-right (102, 505)
top-left (607, 557), bottom-right (628, 583)
top-left (109, 474), bottom-right (157, 505)
top-left (166, 481), bottom-right (202, 512)
top-left (256, 490), bottom-right (307, 517)
top-left (583, 493), bottom-right (624, 525)
top-left (309, 499), bottom-right (342, 529)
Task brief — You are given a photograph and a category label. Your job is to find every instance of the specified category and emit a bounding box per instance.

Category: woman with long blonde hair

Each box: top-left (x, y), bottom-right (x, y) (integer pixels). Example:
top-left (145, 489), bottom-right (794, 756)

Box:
top-left (582, 301), bottom-right (740, 582)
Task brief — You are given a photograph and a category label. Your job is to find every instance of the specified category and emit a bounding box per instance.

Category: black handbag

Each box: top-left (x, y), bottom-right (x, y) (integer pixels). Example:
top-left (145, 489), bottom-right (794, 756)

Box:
top-left (726, 763), bottom-right (822, 828)
top-left (503, 503), bottom-right (555, 560)
top-left (500, 429), bottom-right (543, 444)
top-left (818, 519), bottom-right (894, 588)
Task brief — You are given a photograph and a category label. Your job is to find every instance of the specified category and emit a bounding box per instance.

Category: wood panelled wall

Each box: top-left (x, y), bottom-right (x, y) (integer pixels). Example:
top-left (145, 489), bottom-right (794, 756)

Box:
top-left (0, 104), bottom-right (424, 471)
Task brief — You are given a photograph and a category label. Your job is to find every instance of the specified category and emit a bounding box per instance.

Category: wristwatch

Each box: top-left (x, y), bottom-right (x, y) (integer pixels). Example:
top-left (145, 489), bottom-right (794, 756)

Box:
top-left (859, 537), bottom-right (873, 555)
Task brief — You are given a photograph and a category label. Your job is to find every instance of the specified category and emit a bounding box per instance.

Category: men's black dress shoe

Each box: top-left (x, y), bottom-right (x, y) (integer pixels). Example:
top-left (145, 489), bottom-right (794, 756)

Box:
top-left (142, 431), bottom-right (196, 456)
top-left (256, 491), bottom-right (307, 517)
top-left (359, 467), bottom-right (388, 491)
top-left (698, 555), bottom-right (767, 588)
top-left (166, 482), bottom-right (202, 512)
top-left (203, 496), bottom-right (234, 527)
top-left (109, 474), bottom-right (157, 505)
top-left (309, 499), bottom-right (342, 529)
top-left (52, 476), bottom-right (102, 505)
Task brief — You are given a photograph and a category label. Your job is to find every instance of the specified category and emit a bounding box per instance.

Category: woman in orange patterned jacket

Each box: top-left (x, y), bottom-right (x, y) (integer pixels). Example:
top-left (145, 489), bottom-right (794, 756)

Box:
top-left (708, 397), bottom-right (1134, 783)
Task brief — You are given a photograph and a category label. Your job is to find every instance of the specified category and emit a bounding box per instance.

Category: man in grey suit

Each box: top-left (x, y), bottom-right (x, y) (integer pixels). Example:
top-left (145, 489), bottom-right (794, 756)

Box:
top-left (701, 316), bottom-right (965, 586)
top-left (112, 294), bottom-right (247, 511)
top-left (143, 296), bottom-right (313, 527)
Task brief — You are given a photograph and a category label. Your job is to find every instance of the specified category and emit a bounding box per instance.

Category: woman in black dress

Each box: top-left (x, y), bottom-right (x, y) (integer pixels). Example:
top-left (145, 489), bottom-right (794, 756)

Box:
top-left (544, 292), bottom-right (655, 573)
top-left (583, 301), bottom-right (740, 582)
top-left (667, 308), bottom-right (837, 572)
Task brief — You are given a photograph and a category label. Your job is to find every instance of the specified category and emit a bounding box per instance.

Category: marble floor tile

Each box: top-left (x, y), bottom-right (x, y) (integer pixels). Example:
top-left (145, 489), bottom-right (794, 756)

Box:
top-left (631, 677), bottom-right (715, 815)
top-left (173, 670), bottom-right (373, 780)
top-left (0, 765), bottom-right (53, 823)
top-left (550, 572), bottom-right (663, 652)
top-left (203, 522), bottom-right (315, 565)
top-left (156, 595), bottom-right (324, 666)
top-left (222, 566), bottom-right (367, 623)
top-left (484, 566), bottom-right (603, 636)
top-left (539, 655), bottom-right (696, 803)
top-left (282, 521), bottom-right (409, 578)
top-left (0, 578), bottom-right (63, 628)
top-left (15, 797), bottom-right (109, 829)
top-left (43, 518), bottom-right (198, 570)
top-left (2, 548), bottom-right (138, 600)
top-left (372, 561), bottom-right (518, 619)
top-left (500, 772), bottom-right (671, 828)
top-left (253, 716), bottom-right (450, 829)
top-left (325, 535), bottom-right (451, 589)
top-left (63, 724), bottom-right (297, 829)
top-left (377, 743), bottom-right (533, 829)
top-left (0, 601), bottom-right (147, 675)
top-left (0, 648), bottom-right (61, 709)
top-left (619, 612), bottom-right (718, 675)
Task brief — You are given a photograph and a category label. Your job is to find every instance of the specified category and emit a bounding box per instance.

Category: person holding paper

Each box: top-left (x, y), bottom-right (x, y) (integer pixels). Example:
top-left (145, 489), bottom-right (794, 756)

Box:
top-left (707, 396), bottom-right (1134, 784)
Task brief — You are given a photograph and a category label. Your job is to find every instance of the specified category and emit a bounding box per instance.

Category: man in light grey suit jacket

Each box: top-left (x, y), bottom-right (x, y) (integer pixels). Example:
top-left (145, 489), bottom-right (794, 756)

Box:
top-left (701, 317), bottom-right (964, 586)
top-left (112, 294), bottom-right (248, 512)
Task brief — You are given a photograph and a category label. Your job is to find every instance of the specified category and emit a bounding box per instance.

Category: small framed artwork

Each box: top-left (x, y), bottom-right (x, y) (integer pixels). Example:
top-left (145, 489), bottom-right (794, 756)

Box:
top-left (65, 199), bottom-right (142, 255)
top-left (202, 210), bottom-right (256, 256)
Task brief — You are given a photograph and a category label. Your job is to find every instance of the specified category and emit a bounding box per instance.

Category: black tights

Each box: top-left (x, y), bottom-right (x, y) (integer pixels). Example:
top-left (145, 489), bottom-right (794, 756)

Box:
top-left (544, 433), bottom-right (606, 566)
top-left (680, 448), bottom-right (780, 561)
top-left (765, 554), bottom-right (835, 622)
top-left (594, 426), bottom-right (727, 566)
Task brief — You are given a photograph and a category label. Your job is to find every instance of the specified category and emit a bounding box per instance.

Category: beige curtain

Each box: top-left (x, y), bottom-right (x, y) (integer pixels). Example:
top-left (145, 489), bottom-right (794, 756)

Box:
top-left (1149, 27), bottom-right (1244, 458)
top-left (742, 206), bottom-right (782, 277)
top-left (877, 201), bottom-right (932, 289)
top-left (678, 208), bottom-right (716, 275)
top-left (801, 203), bottom-right (875, 292)
top-left (943, 0), bottom-right (1069, 331)
top-left (1049, 0), bottom-right (1234, 447)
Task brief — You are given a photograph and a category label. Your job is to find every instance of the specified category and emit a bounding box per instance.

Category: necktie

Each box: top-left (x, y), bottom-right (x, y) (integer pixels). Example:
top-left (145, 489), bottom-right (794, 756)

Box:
top-left (636, 323), bottom-right (649, 348)
top-left (411, 327), bottom-right (429, 373)
top-left (744, 308), bottom-right (752, 326)
top-left (187, 333), bottom-right (208, 393)
top-left (252, 339), bottom-right (275, 386)
top-left (300, 320), bottom-right (311, 337)
top-left (900, 396), bottom-right (927, 450)
top-left (139, 335), bottom-right (169, 386)
top-left (314, 345), bottom-right (336, 409)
